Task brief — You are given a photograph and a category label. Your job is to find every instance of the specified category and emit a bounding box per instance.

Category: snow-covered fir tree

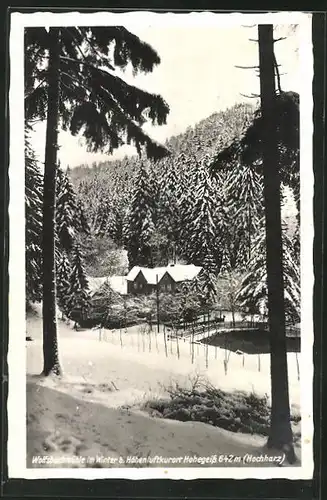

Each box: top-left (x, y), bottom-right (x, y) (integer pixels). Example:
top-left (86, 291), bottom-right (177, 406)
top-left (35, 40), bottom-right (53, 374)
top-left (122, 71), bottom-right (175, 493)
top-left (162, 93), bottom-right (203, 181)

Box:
top-left (199, 252), bottom-right (217, 304)
top-left (144, 163), bottom-right (167, 266)
top-left (156, 159), bottom-right (181, 264)
top-left (224, 164), bottom-right (263, 266)
top-left (56, 252), bottom-right (72, 317)
top-left (125, 163), bottom-right (155, 269)
top-left (25, 124), bottom-right (43, 302)
top-left (183, 157), bottom-right (221, 270)
top-left (219, 247), bottom-right (232, 276)
top-left (56, 166), bottom-right (89, 252)
top-left (216, 165), bottom-right (263, 271)
top-left (75, 198), bottom-right (90, 236)
top-left (96, 196), bottom-right (118, 241)
top-left (237, 226), bottom-right (300, 323)
top-left (65, 244), bottom-right (91, 322)
top-left (175, 157), bottom-right (194, 261)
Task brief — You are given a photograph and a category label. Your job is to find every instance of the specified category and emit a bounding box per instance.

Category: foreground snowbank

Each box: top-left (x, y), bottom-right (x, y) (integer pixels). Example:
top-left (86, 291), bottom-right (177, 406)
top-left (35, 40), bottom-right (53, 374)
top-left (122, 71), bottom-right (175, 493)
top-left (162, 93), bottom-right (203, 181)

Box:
top-left (27, 382), bottom-right (299, 468)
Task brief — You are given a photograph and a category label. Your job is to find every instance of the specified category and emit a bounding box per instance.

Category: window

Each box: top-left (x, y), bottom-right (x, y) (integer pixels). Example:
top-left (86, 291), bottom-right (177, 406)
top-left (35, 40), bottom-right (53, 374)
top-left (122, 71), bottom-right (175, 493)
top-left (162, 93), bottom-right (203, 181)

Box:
top-left (133, 282), bottom-right (137, 289)
top-left (139, 283), bottom-right (143, 289)
top-left (167, 283), bottom-right (172, 291)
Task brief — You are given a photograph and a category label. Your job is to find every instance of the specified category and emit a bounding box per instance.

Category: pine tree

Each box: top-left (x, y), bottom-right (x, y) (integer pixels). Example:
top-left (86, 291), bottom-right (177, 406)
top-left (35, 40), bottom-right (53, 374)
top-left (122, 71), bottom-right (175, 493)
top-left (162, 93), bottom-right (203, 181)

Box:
top-left (56, 252), bottom-right (72, 317)
top-left (97, 198), bottom-right (118, 241)
top-left (125, 163), bottom-right (155, 269)
top-left (75, 198), bottom-right (90, 236)
top-left (25, 26), bottom-right (169, 375)
top-left (66, 244), bottom-right (91, 323)
top-left (219, 247), bottom-right (232, 276)
top-left (156, 159), bottom-right (181, 264)
top-left (199, 253), bottom-right (217, 304)
top-left (184, 157), bottom-right (221, 269)
top-left (56, 166), bottom-right (81, 252)
top-left (237, 227), bottom-right (300, 324)
top-left (224, 164), bottom-right (264, 266)
top-left (175, 156), bottom-right (195, 261)
top-left (25, 124), bottom-right (43, 302)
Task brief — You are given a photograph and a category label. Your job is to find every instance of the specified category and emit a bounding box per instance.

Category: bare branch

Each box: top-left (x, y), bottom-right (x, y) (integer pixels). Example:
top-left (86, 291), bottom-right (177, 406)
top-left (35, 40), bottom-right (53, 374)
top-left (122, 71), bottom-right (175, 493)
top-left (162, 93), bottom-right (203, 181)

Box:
top-left (273, 53), bottom-right (282, 93)
top-left (26, 118), bottom-right (44, 124)
top-left (273, 37), bottom-right (287, 43)
top-left (235, 65), bottom-right (260, 69)
top-left (240, 92), bottom-right (260, 99)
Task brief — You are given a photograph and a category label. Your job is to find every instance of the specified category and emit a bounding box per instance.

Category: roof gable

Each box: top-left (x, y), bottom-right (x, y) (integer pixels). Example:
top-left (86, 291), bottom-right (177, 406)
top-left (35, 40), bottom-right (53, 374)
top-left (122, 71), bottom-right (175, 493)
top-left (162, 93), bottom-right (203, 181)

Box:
top-left (126, 266), bottom-right (142, 281)
top-left (165, 264), bottom-right (202, 282)
top-left (126, 264), bottom-right (203, 285)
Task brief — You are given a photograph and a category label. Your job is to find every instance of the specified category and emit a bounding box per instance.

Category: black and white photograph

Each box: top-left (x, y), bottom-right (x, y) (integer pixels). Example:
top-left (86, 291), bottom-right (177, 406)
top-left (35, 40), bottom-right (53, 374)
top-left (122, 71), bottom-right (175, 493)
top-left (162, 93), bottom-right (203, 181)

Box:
top-left (8, 11), bottom-right (313, 479)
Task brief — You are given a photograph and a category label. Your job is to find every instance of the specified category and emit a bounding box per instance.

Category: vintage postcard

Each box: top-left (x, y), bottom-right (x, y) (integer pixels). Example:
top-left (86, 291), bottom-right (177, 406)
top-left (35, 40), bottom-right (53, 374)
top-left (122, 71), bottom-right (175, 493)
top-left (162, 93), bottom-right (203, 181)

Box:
top-left (8, 10), bottom-right (313, 480)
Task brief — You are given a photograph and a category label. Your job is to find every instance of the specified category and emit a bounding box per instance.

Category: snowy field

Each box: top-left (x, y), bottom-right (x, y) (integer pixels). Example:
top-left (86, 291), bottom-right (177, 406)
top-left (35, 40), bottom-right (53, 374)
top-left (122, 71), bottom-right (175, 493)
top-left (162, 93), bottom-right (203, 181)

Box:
top-left (26, 306), bottom-right (301, 468)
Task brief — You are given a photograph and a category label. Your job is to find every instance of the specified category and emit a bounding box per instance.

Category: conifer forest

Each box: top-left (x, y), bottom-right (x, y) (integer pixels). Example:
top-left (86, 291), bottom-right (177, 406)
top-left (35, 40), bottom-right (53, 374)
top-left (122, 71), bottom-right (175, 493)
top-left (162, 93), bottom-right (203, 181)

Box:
top-left (22, 20), bottom-right (307, 469)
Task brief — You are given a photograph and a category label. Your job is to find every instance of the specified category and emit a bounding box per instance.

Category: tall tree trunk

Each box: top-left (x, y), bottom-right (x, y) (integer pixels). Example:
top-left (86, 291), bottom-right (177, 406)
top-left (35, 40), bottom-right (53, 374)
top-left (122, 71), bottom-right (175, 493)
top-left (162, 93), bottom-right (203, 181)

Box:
top-left (258, 25), bottom-right (294, 461)
top-left (42, 27), bottom-right (62, 376)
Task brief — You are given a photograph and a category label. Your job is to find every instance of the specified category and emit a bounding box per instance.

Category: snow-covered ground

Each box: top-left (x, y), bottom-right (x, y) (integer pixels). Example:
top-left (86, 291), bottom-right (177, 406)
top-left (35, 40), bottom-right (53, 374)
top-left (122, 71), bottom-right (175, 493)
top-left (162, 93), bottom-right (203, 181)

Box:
top-left (26, 305), bottom-right (301, 468)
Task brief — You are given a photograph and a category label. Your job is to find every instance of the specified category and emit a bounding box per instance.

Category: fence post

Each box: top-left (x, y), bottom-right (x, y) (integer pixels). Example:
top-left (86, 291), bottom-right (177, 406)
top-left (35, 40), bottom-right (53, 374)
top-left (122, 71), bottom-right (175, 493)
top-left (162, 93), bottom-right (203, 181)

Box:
top-left (148, 327), bottom-right (152, 352)
top-left (296, 351), bottom-right (300, 380)
top-left (176, 326), bottom-right (180, 360)
top-left (119, 321), bottom-right (123, 348)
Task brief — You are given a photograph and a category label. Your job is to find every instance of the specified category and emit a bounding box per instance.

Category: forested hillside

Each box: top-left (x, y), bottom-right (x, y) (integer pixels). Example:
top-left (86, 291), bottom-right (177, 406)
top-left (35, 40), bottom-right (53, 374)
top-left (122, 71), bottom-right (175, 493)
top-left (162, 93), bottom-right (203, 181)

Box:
top-left (70, 101), bottom-right (298, 267)
top-left (26, 100), bottom-right (300, 324)
top-left (69, 103), bottom-right (257, 273)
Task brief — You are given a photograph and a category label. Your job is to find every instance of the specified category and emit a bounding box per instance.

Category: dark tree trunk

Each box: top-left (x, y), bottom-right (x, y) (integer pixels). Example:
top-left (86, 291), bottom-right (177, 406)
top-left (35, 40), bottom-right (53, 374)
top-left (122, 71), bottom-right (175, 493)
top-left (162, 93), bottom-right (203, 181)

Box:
top-left (42, 28), bottom-right (62, 376)
top-left (258, 25), bottom-right (294, 461)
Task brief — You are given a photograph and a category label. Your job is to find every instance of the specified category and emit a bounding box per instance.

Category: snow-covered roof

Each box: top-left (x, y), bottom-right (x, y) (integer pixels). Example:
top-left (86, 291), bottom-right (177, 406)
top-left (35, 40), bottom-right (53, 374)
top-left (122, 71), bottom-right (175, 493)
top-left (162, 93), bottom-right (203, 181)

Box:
top-left (108, 276), bottom-right (127, 295)
top-left (87, 276), bottom-right (108, 295)
top-left (87, 275), bottom-right (127, 295)
top-left (126, 264), bottom-right (202, 285)
top-left (166, 264), bottom-right (202, 282)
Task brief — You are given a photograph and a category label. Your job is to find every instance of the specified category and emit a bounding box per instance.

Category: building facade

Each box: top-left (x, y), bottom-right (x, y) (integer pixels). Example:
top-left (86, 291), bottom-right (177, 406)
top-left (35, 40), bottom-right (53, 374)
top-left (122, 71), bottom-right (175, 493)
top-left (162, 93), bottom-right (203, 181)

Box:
top-left (126, 264), bottom-right (203, 295)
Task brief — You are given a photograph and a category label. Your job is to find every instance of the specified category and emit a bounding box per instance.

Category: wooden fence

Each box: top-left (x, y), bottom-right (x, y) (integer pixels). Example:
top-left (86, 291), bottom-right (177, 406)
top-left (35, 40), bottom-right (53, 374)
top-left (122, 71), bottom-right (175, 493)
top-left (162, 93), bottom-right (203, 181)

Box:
top-left (166, 320), bottom-right (300, 340)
